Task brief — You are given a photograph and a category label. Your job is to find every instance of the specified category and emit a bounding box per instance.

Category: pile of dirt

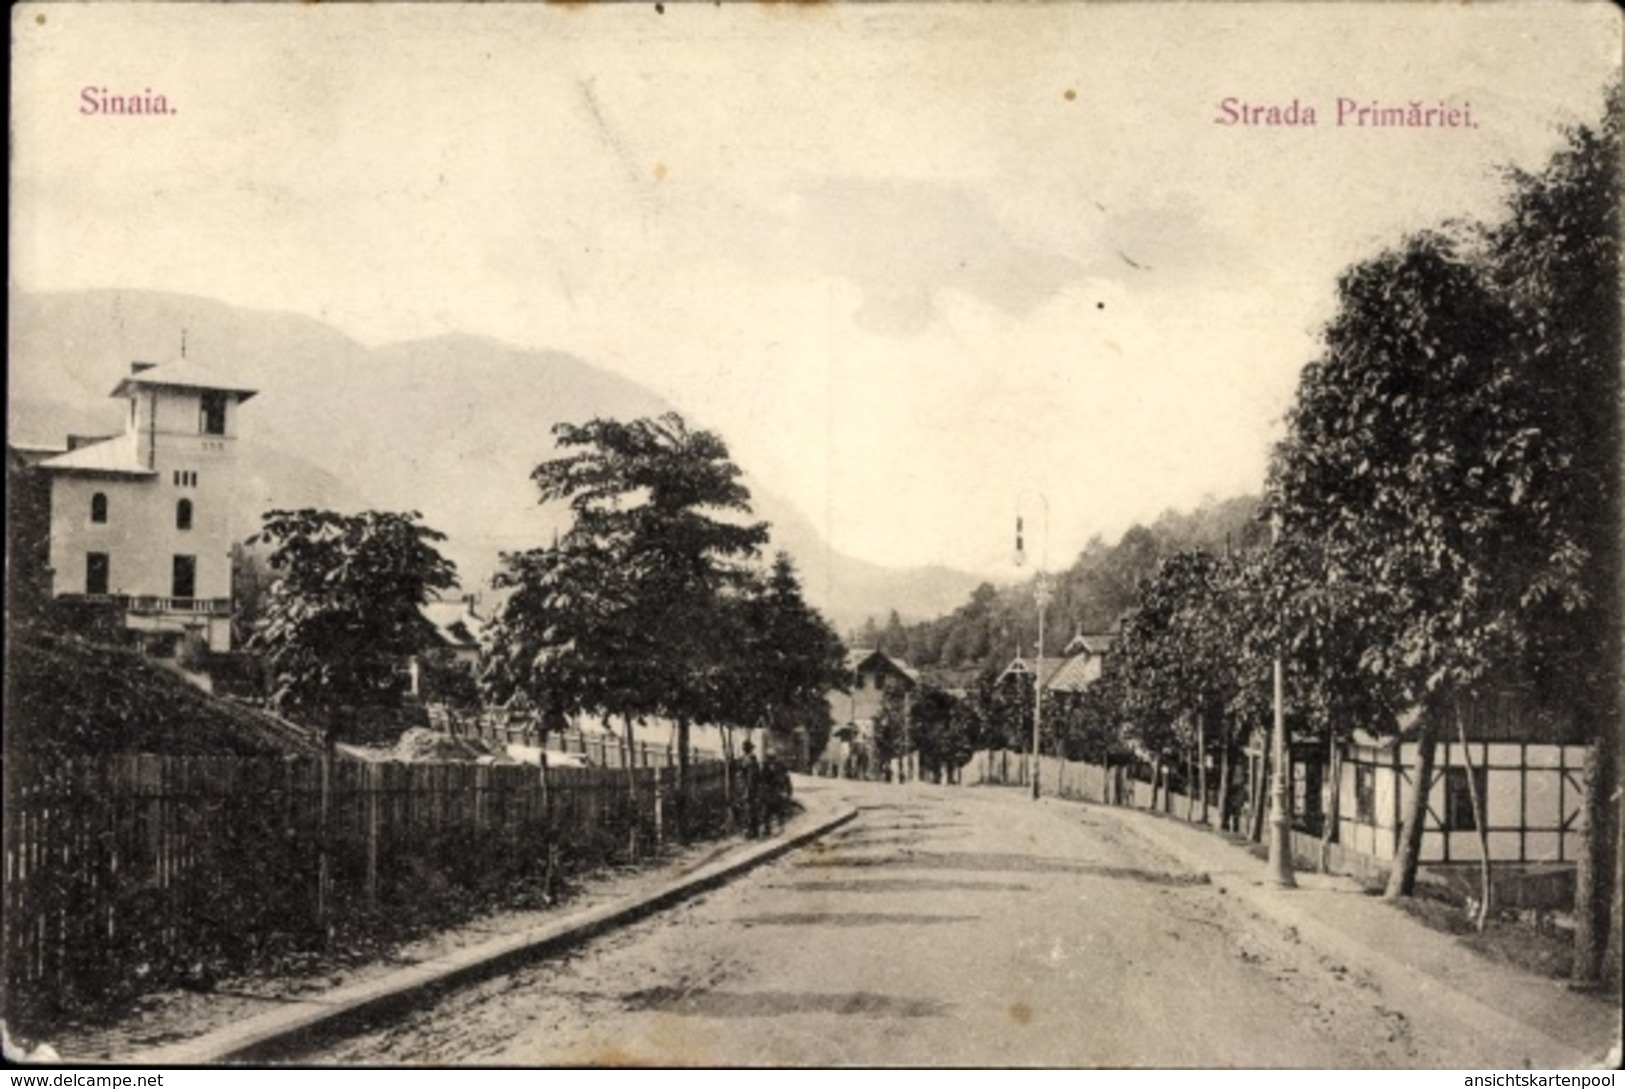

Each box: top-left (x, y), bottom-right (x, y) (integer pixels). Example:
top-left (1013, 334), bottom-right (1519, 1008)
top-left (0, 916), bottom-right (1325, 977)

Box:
top-left (391, 727), bottom-right (494, 764)
top-left (5, 627), bottom-right (325, 758)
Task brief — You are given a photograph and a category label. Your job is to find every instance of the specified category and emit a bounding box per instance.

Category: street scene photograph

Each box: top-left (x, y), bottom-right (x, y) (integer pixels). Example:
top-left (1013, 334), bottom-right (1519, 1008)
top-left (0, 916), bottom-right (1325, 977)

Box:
top-left (5, 0), bottom-right (1622, 1071)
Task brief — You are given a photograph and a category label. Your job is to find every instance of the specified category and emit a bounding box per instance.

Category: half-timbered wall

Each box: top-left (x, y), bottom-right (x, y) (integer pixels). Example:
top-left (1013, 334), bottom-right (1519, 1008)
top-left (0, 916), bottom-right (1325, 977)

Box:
top-left (1337, 740), bottom-right (1587, 864)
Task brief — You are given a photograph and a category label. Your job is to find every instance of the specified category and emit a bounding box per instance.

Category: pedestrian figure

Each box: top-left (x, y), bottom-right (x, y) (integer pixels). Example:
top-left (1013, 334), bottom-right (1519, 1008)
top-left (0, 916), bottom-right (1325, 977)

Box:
top-left (737, 740), bottom-right (763, 838)
top-left (762, 754), bottom-right (794, 833)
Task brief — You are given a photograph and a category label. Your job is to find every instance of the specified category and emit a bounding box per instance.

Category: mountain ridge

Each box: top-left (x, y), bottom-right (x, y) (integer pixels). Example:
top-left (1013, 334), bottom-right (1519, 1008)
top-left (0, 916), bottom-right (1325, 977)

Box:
top-left (8, 287), bottom-right (984, 631)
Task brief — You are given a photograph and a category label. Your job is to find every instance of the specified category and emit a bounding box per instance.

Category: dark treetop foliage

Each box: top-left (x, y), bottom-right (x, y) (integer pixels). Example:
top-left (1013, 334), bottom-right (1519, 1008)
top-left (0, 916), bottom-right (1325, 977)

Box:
top-left (721, 552), bottom-right (848, 748)
top-left (484, 414), bottom-right (776, 739)
top-left (248, 509), bottom-right (459, 732)
top-left (1484, 86), bottom-right (1620, 729)
top-left (1266, 229), bottom-right (1576, 716)
top-left (1112, 551), bottom-right (1245, 761)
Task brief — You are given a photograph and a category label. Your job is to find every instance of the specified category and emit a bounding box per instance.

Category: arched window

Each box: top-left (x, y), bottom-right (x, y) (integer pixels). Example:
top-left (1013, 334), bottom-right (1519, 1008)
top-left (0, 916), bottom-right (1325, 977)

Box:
top-left (176, 498), bottom-right (193, 531)
top-left (90, 493), bottom-right (108, 524)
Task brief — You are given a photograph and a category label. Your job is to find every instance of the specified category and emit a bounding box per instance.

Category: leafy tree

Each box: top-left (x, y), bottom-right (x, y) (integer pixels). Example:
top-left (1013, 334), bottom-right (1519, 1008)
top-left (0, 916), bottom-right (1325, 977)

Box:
top-left (879, 609), bottom-right (909, 658)
top-left (722, 552), bottom-right (847, 767)
top-left (910, 684), bottom-right (971, 782)
top-left (1269, 225), bottom-right (1593, 900)
top-left (229, 541), bottom-right (275, 649)
top-left (417, 648), bottom-right (482, 712)
top-left (5, 454), bottom-right (54, 629)
top-left (983, 665), bottom-right (1036, 754)
top-left (950, 666), bottom-right (1007, 757)
top-left (481, 534), bottom-right (665, 853)
top-left (1053, 669), bottom-right (1129, 766)
top-left (500, 414), bottom-right (768, 834)
top-left (1111, 550), bottom-right (1250, 821)
top-left (248, 509), bottom-right (458, 743)
top-left (1486, 85), bottom-right (1619, 985)
top-left (482, 537), bottom-right (628, 720)
top-left (856, 616), bottom-right (881, 649)
top-left (871, 679), bottom-right (910, 779)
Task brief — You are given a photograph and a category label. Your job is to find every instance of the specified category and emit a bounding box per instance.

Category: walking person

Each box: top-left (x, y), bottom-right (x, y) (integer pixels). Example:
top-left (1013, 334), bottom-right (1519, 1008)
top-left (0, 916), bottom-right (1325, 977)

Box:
top-left (762, 753), bottom-right (794, 834)
top-left (738, 740), bottom-right (763, 838)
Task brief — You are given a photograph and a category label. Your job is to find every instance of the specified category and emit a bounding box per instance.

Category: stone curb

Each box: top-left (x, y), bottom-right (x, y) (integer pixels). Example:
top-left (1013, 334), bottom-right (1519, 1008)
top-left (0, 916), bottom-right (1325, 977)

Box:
top-left (126, 803), bottom-right (859, 1066)
top-left (1097, 803), bottom-right (1597, 1069)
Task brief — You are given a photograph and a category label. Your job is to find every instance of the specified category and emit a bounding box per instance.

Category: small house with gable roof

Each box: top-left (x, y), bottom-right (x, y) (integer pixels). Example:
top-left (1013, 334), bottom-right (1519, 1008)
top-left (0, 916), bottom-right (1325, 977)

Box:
top-left (821, 648), bottom-right (920, 777)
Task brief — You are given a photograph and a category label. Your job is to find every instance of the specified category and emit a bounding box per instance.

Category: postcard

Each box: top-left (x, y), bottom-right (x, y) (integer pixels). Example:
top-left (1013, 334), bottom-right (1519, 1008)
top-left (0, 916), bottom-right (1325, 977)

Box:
top-left (7, 0), bottom-right (1621, 1071)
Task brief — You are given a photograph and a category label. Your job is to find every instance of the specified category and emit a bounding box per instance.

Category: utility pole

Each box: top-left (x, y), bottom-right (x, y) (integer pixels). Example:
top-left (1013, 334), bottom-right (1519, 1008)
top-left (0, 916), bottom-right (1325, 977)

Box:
top-left (1033, 572), bottom-right (1051, 800)
top-left (1267, 516), bottom-right (1298, 888)
top-left (1016, 495), bottom-right (1050, 801)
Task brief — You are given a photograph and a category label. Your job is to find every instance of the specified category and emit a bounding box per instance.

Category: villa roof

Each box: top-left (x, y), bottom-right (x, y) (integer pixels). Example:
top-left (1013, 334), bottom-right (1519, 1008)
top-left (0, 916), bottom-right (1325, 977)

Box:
top-left (1046, 652), bottom-right (1104, 694)
top-left (845, 648), bottom-right (921, 685)
top-left (8, 444), bottom-right (69, 469)
top-left (422, 600), bottom-right (485, 649)
top-left (111, 360), bottom-right (258, 401)
top-left (999, 656), bottom-right (1069, 688)
top-left (1063, 632), bottom-right (1116, 656)
top-left (34, 436), bottom-right (154, 477)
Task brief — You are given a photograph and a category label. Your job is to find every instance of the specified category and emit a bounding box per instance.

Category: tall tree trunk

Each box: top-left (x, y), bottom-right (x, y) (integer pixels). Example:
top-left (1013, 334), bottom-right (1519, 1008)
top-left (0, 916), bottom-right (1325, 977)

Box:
top-left (1248, 748), bottom-right (1267, 843)
top-left (1217, 743), bottom-right (1231, 833)
top-left (1573, 735), bottom-right (1620, 987)
top-left (1609, 712), bottom-right (1624, 989)
top-left (1320, 731), bottom-right (1340, 873)
top-left (675, 714), bottom-right (690, 842)
top-left (1385, 714), bottom-right (1438, 900)
top-left (317, 743), bottom-right (332, 943)
top-left (1185, 745), bottom-right (1196, 822)
top-left (720, 724), bottom-right (736, 833)
top-left (1457, 705), bottom-right (1491, 931)
top-left (539, 753), bottom-right (558, 902)
top-left (622, 715), bottom-right (641, 861)
top-left (1197, 714), bottom-right (1210, 828)
top-left (1151, 756), bottom-right (1163, 813)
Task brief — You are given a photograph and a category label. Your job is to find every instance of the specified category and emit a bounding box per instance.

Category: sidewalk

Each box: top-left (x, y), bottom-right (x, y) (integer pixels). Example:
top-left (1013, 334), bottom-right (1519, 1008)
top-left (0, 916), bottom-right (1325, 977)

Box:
top-left (1083, 799), bottom-right (1621, 1069)
top-left (64, 783), bottom-right (855, 1066)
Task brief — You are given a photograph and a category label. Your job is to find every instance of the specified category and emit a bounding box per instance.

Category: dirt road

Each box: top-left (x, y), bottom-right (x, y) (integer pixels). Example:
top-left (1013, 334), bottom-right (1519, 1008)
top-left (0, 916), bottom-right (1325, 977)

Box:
top-left (304, 781), bottom-right (1542, 1066)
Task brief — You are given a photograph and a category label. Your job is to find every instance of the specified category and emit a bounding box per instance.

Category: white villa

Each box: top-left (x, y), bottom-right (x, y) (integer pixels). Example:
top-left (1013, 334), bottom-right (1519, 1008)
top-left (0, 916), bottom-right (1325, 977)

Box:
top-left (21, 359), bottom-right (257, 655)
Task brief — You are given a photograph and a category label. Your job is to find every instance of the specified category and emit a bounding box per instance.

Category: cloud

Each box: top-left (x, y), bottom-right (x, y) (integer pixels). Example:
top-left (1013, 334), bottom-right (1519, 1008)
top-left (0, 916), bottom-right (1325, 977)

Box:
top-left (753, 178), bottom-right (1085, 338)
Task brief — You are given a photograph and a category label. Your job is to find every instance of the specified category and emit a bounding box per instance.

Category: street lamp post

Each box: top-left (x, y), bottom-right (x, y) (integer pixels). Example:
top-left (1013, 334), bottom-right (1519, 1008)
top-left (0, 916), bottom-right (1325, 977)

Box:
top-left (1016, 493), bottom-right (1050, 800)
top-left (1267, 516), bottom-right (1298, 888)
top-left (1032, 572), bottom-right (1052, 800)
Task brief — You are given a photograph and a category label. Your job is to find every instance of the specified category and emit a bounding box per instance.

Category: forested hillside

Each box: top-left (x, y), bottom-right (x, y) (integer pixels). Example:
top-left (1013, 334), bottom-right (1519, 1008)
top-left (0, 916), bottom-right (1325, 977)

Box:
top-left (856, 495), bottom-right (1266, 677)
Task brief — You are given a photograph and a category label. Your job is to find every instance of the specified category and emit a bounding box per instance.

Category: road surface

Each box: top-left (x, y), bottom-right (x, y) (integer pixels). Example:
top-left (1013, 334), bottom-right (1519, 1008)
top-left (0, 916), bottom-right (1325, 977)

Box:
top-left (306, 780), bottom-right (1518, 1066)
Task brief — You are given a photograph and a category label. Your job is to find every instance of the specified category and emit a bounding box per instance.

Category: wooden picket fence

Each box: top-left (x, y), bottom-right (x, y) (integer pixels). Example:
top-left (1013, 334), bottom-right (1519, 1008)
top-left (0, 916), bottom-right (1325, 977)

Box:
top-left (2, 754), bottom-right (729, 1028)
top-left (541, 729), bottom-right (698, 770)
top-left (967, 749), bottom-right (1139, 808)
top-left (440, 708), bottom-right (701, 770)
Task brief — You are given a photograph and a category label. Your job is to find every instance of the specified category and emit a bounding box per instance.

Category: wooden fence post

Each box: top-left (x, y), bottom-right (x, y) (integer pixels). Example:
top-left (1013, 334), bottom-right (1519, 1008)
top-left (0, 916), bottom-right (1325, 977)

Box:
top-left (366, 762), bottom-right (380, 911)
top-left (654, 766), bottom-right (666, 848)
top-left (317, 750), bottom-right (331, 940)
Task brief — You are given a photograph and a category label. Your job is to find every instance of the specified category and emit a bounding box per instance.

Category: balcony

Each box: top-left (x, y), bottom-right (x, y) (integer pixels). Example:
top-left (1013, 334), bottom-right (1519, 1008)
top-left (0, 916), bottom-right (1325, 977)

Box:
top-left (60, 593), bottom-right (232, 617)
top-left (129, 596), bottom-right (232, 617)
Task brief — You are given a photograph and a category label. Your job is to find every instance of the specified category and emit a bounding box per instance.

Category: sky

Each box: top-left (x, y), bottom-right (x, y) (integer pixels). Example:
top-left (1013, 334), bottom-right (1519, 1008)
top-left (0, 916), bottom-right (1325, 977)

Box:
top-left (10, 2), bottom-right (1620, 576)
